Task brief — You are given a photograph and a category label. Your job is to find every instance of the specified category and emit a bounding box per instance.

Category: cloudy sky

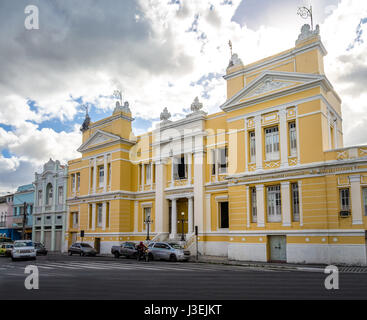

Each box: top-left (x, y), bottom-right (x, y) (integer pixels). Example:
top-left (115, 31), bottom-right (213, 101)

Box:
top-left (0, 0), bottom-right (366, 194)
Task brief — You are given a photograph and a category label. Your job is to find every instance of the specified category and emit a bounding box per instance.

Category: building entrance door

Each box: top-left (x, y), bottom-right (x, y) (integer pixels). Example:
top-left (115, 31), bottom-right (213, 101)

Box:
top-left (269, 235), bottom-right (287, 262)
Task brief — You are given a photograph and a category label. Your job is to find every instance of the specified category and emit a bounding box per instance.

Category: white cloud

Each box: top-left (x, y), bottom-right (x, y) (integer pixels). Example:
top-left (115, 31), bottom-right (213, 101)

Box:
top-left (0, 0), bottom-right (367, 192)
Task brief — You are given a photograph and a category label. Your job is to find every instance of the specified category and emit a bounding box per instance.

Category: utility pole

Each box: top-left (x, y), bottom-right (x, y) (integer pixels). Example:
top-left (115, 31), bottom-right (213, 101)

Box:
top-left (22, 202), bottom-right (27, 240)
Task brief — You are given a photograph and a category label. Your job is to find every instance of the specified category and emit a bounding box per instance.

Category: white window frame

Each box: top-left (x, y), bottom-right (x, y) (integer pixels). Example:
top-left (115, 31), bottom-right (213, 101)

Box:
top-left (218, 201), bottom-right (229, 229)
top-left (218, 147), bottom-right (228, 174)
top-left (174, 155), bottom-right (187, 180)
top-left (38, 190), bottom-right (42, 207)
top-left (97, 204), bottom-right (103, 227)
top-left (72, 174), bottom-right (76, 193)
top-left (251, 187), bottom-right (257, 223)
top-left (145, 164), bottom-right (151, 185)
top-left (291, 183), bottom-right (300, 222)
top-left (143, 207), bottom-right (152, 230)
top-left (99, 166), bottom-right (104, 188)
top-left (249, 131), bottom-right (256, 163)
top-left (58, 186), bottom-right (64, 205)
top-left (289, 122), bottom-right (297, 157)
top-left (77, 173), bottom-right (80, 192)
top-left (46, 184), bottom-right (53, 205)
top-left (363, 188), bottom-right (367, 216)
top-left (211, 150), bottom-right (216, 176)
top-left (265, 126), bottom-right (280, 161)
top-left (72, 213), bottom-right (79, 228)
top-left (339, 188), bottom-right (350, 211)
top-left (267, 185), bottom-right (281, 222)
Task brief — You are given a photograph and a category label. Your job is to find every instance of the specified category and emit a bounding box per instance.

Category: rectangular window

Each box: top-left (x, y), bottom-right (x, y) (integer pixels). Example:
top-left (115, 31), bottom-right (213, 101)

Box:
top-left (99, 166), bottom-right (104, 187)
top-left (267, 185), bottom-right (281, 222)
top-left (340, 188), bottom-right (350, 211)
top-left (76, 173), bottom-right (80, 192)
top-left (218, 147), bottom-right (228, 174)
top-left (72, 174), bottom-right (76, 193)
top-left (251, 187), bottom-right (257, 223)
top-left (211, 150), bottom-right (216, 176)
top-left (72, 213), bottom-right (79, 228)
top-left (363, 188), bottom-right (367, 216)
top-left (143, 207), bottom-right (151, 230)
top-left (89, 204), bottom-right (93, 229)
top-left (291, 183), bottom-right (300, 222)
top-left (38, 190), bottom-right (42, 206)
top-left (58, 187), bottom-right (63, 205)
top-left (97, 204), bottom-right (103, 227)
top-left (249, 131), bottom-right (256, 163)
top-left (106, 202), bottom-right (110, 229)
top-left (219, 202), bottom-right (229, 229)
top-left (289, 122), bottom-right (297, 156)
top-left (146, 164), bottom-right (151, 185)
top-left (174, 156), bottom-right (187, 180)
top-left (265, 126), bottom-right (279, 161)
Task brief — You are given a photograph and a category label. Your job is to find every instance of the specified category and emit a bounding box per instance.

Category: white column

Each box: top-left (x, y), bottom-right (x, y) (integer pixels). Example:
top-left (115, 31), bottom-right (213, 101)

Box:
top-left (91, 203), bottom-right (96, 231)
top-left (103, 155), bottom-right (108, 193)
top-left (89, 161), bottom-right (92, 194)
top-left (255, 116), bottom-right (263, 170)
top-left (296, 108), bottom-right (301, 165)
top-left (334, 121), bottom-right (338, 149)
top-left (256, 185), bottom-right (265, 227)
top-left (155, 161), bottom-right (168, 234)
top-left (170, 199), bottom-right (177, 239)
top-left (51, 213), bottom-right (56, 251)
top-left (137, 163), bottom-right (140, 191)
top-left (150, 163), bottom-right (154, 190)
top-left (281, 182), bottom-right (291, 227)
top-left (102, 202), bottom-right (107, 231)
top-left (188, 197), bottom-right (194, 234)
top-left (40, 215), bottom-right (45, 244)
top-left (279, 108), bottom-right (288, 168)
top-left (93, 158), bottom-right (97, 194)
top-left (141, 163), bottom-right (145, 188)
top-left (246, 186), bottom-right (250, 228)
top-left (350, 175), bottom-right (363, 225)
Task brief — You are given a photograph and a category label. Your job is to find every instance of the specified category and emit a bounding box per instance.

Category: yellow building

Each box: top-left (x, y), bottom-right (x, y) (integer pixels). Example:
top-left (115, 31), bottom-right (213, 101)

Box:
top-left (66, 24), bottom-right (367, 265)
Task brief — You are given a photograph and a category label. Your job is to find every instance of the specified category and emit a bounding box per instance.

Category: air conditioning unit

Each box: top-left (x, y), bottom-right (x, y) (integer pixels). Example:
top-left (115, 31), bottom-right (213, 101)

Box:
top-left (340, 210), bottom-right (351, 218)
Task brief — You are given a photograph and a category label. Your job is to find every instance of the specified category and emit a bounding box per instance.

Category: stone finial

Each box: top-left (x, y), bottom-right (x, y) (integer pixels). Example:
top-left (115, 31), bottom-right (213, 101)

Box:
top-left (227, 53), bottom-right (243, 69)
top-left (113, 101), bottom-right (131, 114)
top-left (191, 97), bottom-right (203, 113)
top-left (296, 24), bottom-right (320, 45)
top-left (160, 107), bottom-right (171, 122)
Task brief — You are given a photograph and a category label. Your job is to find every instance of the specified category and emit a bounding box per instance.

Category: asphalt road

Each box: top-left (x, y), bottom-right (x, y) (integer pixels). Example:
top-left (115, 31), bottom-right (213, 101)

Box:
top-left (0, 254), bottom-right (366, 300)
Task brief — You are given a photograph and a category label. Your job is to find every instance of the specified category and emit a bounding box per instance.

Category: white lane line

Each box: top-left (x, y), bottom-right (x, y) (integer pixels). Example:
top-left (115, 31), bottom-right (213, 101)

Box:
top-left (37, 263), bottom-right (82, 270)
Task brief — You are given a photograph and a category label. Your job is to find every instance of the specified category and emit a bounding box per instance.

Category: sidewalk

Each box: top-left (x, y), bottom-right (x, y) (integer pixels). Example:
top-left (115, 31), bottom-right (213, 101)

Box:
top-left (195, 255), bottom-right (367, 273)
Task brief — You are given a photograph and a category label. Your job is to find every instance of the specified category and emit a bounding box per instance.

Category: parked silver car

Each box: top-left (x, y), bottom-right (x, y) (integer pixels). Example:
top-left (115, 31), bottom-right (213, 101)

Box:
top-left (68, 243), bottom-right (97, 256)
top-left (147, 242), bottom-right (190, 262)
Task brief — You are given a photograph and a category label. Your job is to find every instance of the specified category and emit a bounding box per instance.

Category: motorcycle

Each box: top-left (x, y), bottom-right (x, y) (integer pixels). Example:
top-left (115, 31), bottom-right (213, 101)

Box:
top-left (136, 247), bottom-right (149, 262)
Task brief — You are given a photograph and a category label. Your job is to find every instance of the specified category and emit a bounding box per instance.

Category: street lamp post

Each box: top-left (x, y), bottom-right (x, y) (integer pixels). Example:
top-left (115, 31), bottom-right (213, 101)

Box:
top-left (144, 216), bottom-right (153, 241)
top-left (179, 212), bottom-right (186, 241)
top-left (22, 202), bottom-right (27, 240)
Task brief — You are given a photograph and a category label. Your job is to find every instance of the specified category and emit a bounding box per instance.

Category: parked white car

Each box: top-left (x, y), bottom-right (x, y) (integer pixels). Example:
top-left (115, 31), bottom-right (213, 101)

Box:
top-left (11, 241), bottom-right (36, 261)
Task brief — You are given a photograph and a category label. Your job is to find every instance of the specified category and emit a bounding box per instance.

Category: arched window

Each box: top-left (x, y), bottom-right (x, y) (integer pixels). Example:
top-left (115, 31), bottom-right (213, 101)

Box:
top-left (46, 183), bottom-right (53, 205)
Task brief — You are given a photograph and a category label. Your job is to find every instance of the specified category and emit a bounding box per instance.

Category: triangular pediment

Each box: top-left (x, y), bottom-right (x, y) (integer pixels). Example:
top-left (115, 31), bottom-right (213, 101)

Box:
top-left (77, 130), bottom-right (130, 153)
top-left (221, 71), bottom-right (329, 111)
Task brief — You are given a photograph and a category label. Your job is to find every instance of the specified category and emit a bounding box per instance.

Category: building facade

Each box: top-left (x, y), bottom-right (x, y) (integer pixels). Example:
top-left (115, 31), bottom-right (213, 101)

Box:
top-left (12, 185), bottom-right (34, 240)
top-left (0, 194), bottom-right (15, 239)
top-left (66, 24), bottom-right (367, 265)
top-left (33, 159), bottom-right (68, 252)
